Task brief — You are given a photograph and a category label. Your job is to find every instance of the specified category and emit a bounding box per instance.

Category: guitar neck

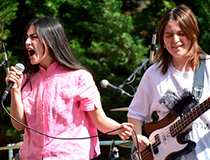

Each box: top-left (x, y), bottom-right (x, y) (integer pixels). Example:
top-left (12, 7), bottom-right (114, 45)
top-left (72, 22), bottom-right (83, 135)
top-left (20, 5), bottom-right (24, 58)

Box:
top-left (170, 97), bottom-right (210, 137)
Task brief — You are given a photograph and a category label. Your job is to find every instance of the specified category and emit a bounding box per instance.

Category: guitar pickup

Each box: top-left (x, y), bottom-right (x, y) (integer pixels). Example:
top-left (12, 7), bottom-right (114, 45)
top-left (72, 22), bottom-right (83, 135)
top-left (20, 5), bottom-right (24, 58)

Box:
top-left (152, 134), bottom-right (161, 154)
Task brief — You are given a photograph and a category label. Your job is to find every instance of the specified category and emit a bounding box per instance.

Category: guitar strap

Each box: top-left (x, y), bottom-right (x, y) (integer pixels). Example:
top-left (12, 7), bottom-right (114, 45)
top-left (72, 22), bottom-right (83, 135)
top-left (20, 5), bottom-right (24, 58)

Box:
top-left (130, 55), bottom-right (206, 160)
top-left (180, 54), bottom-right (206, 116)
top-left (192, 54), bottom-right (206, 101)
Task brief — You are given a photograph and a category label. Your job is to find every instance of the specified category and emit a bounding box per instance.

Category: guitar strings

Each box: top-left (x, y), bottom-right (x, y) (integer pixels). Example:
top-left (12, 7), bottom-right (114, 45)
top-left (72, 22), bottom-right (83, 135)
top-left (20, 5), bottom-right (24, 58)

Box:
top-left (139, 128), bottom-right (169, 160)
top-left (138, 116), bottom-right (183, 159)
top-left (140, 115), bottom-right (190, 160)
top-left (140, 123), bottom-right (188, 159)
top-left (3, 96), bottom-right (208, 158)
top-left (139, 99), bottom-right (210, 159)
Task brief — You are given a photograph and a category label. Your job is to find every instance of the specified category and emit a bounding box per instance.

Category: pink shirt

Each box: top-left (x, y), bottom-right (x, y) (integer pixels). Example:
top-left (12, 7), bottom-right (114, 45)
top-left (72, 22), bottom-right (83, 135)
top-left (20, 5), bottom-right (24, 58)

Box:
top-left (19, 62), bottom-right (101, 160)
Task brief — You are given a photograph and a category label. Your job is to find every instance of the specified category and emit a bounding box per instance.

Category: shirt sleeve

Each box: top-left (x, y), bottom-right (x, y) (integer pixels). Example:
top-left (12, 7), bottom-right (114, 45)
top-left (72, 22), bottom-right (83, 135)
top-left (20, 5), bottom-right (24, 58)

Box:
top-left (76, 70), bottom-right (102, 111)
top-left (127, 67), bottom-right (155, 121)
top-left (127, 81), bottom-right (152, 121)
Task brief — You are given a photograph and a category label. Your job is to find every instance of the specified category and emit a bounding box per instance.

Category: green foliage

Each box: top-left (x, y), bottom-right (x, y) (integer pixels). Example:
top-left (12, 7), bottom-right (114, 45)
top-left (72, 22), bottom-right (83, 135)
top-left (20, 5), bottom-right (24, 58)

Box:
top-left (0, 1), bottom-right (19, 151)
top-left (57, 0), bottom-right (149, 115)
top-left (25, 0), bottom-right (67, 17)
top-left (60, 0), bottom-right (147, 78)
top-left (194, 1), bottom-right (210, 52)
top-left (0, 0), bottom-right (18, 41)
top-left (1, 1), bottom-right (210, 158)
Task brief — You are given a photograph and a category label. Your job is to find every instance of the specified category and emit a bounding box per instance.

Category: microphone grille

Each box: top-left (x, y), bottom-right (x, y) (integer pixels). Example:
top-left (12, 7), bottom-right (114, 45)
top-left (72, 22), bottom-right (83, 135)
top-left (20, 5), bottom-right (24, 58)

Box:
top-left (15, 63), bottom-right (25, 73)
top-left (100, 79), bottom-right (109, 88)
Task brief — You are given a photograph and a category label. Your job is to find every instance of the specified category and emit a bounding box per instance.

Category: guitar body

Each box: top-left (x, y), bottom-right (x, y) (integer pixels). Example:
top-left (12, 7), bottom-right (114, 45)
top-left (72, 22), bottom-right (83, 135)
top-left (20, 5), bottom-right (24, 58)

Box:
top-left (141, 111), bottom-right (195, 160)
top-left (131, 95), bottom-right (198, 160)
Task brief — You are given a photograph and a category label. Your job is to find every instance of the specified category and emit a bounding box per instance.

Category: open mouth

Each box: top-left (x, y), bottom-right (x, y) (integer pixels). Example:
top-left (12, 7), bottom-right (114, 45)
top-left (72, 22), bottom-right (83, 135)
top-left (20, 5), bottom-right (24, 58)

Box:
top-left (28, 49), bottom-right (35, 57)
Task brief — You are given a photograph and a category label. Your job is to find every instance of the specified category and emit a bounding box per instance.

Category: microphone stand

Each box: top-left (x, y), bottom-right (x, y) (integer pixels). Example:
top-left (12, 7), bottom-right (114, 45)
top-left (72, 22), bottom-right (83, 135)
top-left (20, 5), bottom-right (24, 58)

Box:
top-left (0, 42), bottom-right (10, 72)
top-left (119, 59), bottom-right (150, 88)
top-left (117, 59), bottom-right (151, 97)
top-left (0, 60), bottom-right (9, 68)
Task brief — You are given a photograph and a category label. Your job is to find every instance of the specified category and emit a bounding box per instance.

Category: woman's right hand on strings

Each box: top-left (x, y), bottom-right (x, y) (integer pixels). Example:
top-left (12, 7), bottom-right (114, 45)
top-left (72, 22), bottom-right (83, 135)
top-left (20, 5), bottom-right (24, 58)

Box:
top-left (135, 134), bottom-right (151, 151)
top-left (128, 117), bottom-right (151, 151)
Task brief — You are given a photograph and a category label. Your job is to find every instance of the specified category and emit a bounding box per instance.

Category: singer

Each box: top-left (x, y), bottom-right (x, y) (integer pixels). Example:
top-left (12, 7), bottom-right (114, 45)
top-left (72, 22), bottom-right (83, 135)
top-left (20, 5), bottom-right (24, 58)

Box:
top-left (5, 17), bottom-right (133, 160)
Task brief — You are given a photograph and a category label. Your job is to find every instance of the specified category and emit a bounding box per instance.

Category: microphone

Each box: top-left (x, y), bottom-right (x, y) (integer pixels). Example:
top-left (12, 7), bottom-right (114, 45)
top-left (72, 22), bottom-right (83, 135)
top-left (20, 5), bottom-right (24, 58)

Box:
top-left (100, 79), bottom-right (132, 97)
top-left (2, 43), bottom-right (10, 75)
top-left (1, 63), bottom-right (25, 102)
top-left (149, 27), bottom-right (157, 63)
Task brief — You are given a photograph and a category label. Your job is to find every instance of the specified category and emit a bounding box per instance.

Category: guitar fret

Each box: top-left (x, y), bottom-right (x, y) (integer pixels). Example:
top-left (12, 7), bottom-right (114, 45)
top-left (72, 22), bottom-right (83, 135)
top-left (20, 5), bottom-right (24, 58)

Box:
top-left (131, 97), bottom-right (210, 160)
top-left (170, 98), bottom-right (210, 137)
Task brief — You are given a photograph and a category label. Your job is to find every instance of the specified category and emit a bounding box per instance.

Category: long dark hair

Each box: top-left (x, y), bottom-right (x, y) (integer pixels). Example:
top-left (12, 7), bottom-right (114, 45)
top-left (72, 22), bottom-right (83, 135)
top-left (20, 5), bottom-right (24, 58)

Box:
top-left (156, 4), bottom-right (207, 74)
top-left (23, 16), bottom-right (84, 75)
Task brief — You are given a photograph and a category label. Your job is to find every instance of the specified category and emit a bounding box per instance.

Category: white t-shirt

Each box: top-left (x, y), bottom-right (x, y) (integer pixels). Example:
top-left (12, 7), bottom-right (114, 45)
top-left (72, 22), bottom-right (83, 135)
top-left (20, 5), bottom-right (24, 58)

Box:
top-left (128, 56), bottom-right (210, 160)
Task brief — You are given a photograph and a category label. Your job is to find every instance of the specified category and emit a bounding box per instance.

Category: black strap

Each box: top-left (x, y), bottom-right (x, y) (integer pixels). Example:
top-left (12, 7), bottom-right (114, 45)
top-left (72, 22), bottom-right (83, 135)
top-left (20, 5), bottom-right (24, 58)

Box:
top-left (192, 54), bottom-right (206, 100)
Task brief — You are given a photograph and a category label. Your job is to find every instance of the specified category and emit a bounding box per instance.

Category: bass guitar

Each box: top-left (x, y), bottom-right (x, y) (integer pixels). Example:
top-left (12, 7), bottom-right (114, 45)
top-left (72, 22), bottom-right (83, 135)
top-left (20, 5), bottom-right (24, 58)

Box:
top-left (131, 95), bottom-right (210, 160)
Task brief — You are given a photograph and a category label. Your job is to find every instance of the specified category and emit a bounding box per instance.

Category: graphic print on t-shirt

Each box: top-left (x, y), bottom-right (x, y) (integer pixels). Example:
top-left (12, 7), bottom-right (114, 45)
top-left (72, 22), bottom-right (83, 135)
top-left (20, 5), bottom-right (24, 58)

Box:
top-left (159, 89), bottom-right (192, 110)
top-left (159, 89), bottom-right (210, 131)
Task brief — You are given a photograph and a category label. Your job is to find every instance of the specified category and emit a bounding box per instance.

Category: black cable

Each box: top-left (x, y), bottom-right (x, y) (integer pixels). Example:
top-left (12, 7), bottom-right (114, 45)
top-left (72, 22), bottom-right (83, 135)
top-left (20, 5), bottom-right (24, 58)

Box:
top-left (1, 100), bottom-right (128, 140)
top-left (132, 127), bottom-right (141, 159)
top-left (2, 98), bottom-right (142, 159)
